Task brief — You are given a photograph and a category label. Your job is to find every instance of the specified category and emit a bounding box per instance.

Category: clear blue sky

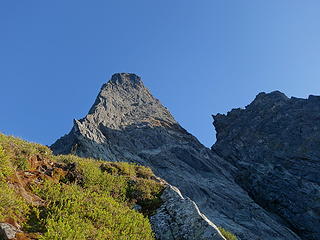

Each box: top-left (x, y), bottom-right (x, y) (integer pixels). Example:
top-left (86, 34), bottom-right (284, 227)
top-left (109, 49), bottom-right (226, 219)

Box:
top-left (1, 1), bottom-right (320, 147)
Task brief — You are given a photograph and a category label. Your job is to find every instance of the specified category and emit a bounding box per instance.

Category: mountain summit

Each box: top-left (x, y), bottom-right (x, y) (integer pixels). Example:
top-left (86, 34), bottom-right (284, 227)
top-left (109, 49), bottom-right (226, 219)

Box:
top-left (109, 72), bottom-right (142, 85)
top-left (87, 72), bottom-right (177, 130)
top-left (52, 73), bottom-right (181, 157)
top-left (51, 74), bottom-right (300, 240)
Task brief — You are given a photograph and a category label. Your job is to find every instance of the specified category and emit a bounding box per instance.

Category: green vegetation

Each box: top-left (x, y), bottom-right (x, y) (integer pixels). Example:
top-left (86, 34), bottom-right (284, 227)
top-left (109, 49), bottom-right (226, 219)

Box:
top-left (0, 133), bottom-right (238, 240)
top-left (0, 145), bottom-right (29, 222)
top-left (0, 181), bottom-right (29, 222)
top-left (31, 181), bottom-right (154, 240)
top-left (0, 145), bottom-right (13, 180)
top-left (0, 133), bottom-right (50, 171)
top-left (218, 226), bottom-right (238, 240)
top-left (0, 133), bottom-right (164, 240)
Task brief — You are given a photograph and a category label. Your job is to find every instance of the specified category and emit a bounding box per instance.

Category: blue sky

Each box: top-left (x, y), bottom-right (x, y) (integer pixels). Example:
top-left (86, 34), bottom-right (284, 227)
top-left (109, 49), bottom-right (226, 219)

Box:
top-left (1, 1), bottom-right (320, 147)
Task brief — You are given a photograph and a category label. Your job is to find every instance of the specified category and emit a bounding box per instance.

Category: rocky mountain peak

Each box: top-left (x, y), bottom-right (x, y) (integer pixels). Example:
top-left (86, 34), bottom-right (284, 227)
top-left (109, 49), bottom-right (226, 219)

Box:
top-left (249, 91), bottom-right (289, 108)
top-left (254, 90), bottom-right (288, 101)
top-left (86, 73), bottom-right (176, 130)
top-left (109, 73), bottom-right (142, 87)
top-left (52, 78), bottom-right (301, 240)
top-left (213, 91), bottom-right (290, 138)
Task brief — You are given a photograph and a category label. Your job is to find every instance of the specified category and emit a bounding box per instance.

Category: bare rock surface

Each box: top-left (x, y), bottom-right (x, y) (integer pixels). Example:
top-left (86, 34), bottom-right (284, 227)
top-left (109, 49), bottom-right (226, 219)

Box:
top-left (0, 223), bottom-right (20, 240)
top-left (51, 74), bottom-right (300, 240)
top-left (212, 91), bottom-right (320, 240)
top-left (150, 185), bottom-right (226, 240)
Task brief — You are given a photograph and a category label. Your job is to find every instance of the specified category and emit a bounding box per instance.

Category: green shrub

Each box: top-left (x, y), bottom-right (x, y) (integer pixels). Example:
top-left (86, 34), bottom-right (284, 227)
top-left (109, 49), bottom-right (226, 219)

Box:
top-left (0, 145), bottom-right (13, 180)
top-left (31, 181), bottom-right (155, 240)
top-left (0, 182), bottom-right (29, 221)
top-left (55, 155), bottom-right (128, 201)
top-left (55, 155), bottom-right (164, 206)
top-left (0, 145), bottom-right (29, 221)
top-left (41, 214), bottom-right (94, 240)
top-left (127, 178), bottom-right (163, 215)
top-left (0, 133), bottom-right (51, 170)
top-left (135, 165), bottom-right (154, 179)
top-left (218, 226), bottom-right (238, 240)
top-left (0, 134), bottom-right (163, 240)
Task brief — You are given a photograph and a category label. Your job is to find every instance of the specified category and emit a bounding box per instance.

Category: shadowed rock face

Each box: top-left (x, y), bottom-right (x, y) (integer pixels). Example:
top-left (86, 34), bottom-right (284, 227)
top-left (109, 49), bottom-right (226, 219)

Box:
top-left (212, 91), bottom-right (320, 240)
top-left (51, 74), bottom-right (300, 240)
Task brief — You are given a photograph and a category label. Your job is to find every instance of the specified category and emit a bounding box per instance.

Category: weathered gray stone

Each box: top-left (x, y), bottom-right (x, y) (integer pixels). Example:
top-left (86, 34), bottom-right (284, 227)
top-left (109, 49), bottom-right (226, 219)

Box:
top-left (51, 74), bottom-right (300, 240)
top-left (0, 223), bottom-right (20, 240)
top-left (212, 91), bottom-right (320, 240)
top-left (150, 185), bottom-right (226, 240)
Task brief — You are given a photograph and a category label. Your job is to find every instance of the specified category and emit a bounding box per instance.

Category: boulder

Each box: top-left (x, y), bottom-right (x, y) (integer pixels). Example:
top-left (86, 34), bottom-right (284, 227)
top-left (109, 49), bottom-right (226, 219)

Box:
top-left (0, 223), bottom-right (20, 240)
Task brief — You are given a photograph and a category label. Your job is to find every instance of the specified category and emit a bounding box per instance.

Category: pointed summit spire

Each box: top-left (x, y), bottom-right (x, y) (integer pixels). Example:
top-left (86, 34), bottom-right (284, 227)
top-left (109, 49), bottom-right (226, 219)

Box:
top-left (109, 73), bottom-right (142, 87)
top-left (84, 73), bottom-right (177, 130)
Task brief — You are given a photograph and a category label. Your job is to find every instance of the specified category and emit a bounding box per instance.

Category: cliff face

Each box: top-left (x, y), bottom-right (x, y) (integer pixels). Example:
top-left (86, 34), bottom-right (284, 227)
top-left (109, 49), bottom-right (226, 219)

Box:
top-left (212, 91), bottom-right (320, 240)
top-left (52, 74), bottom-right (300, 240)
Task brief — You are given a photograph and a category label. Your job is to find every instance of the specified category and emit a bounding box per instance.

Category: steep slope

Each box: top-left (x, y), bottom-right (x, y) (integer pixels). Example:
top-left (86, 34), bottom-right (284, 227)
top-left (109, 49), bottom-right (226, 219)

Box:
top-left (52, 73), bottom-right (300, 240)
top-left (212, 91), bottom-right (320, 240)
top-left (0, 133), bottom-right (225, 240)
top-left (0, 133), bottom-right (162, 239)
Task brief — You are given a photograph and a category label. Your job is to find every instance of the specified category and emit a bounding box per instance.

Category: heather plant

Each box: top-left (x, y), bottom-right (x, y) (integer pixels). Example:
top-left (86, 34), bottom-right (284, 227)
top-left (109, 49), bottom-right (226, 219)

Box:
top-left (0, 134), bottom-right (161, 239)
top-left (55, 155), bottom-right (163, 206)
top-left (218, 227), bottom-right (238, 240)
top-left (0, 133), bottom-right (51, 170)
top-left (32, 180), bottom-right (155, 240)
top-left (0, 145), bottom-right (13, 180)
top-left (0, 145), bottom-right (29, 221)
top-left (0, 181), bottom-right (29, 222)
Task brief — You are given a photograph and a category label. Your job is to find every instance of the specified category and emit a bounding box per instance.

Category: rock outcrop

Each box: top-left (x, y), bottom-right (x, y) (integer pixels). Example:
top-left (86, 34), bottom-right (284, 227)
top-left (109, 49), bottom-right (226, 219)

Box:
top-left (212, 91), bottom-right (320, 240)
top-left (0, 223), bottom-right (20, 240)
top-left (52, 74), bottom-right (300, 240)
top-left (151, 184), bottom-right (226, 240)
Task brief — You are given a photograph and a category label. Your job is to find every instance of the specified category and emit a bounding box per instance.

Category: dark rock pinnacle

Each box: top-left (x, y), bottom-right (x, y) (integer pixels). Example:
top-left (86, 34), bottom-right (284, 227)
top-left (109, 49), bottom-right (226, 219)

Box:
top-left (212, 91), bottom-right (320, 240)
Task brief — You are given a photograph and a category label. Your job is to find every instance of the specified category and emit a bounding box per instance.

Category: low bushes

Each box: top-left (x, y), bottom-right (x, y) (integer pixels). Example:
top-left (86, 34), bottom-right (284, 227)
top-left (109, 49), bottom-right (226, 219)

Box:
top-left (0, 133), bottom-right (163, 240)
top-left (218, 227), bottom-right (238, 240)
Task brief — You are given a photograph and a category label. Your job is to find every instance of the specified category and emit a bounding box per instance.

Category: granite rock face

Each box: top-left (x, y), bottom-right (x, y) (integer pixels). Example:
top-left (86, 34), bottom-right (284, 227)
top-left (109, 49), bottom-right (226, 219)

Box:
top-left (212, 91), bottom-right (320, 240)
top-left (52, 74), bottom-right (300, 240)
top-left (150, 184), bottom-right (226, 240)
